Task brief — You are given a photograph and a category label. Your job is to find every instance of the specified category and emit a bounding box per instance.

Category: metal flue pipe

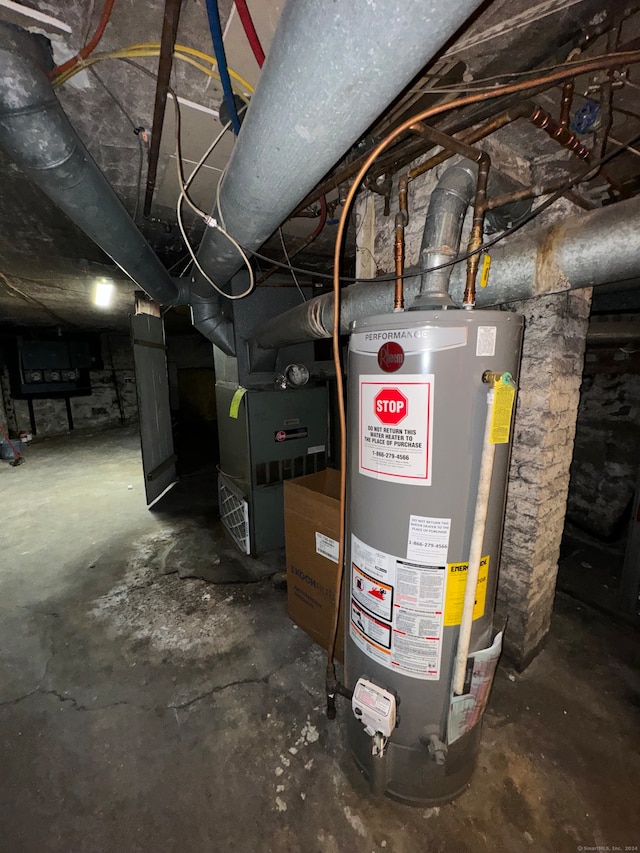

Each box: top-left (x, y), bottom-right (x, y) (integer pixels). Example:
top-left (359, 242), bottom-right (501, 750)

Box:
top-left (0, 23), bottom-right (179, 308)
top-left (413, 162), bottom-right (477, 307)
top-left (251, 194), bottom-right (640, 349)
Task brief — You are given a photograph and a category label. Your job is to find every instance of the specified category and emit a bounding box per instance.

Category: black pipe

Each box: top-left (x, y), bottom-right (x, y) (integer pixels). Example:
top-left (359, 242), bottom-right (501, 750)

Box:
top-left (144, 0), bottom-right (184, 217)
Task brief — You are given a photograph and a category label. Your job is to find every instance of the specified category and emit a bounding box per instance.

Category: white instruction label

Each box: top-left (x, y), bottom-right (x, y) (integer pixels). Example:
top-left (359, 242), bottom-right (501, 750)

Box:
top-left (359, 374), bottom-right (434, 486)
top-left (315, 532), bottom-right (339, 564)
top-left (476, 326), bottom-right (497, 357)
top-left (448, 631), bottom-right (503, 744)
top-left (349, 533), bottom-right (446, 680)
top-left (407, 515), bottom-right (451, 563)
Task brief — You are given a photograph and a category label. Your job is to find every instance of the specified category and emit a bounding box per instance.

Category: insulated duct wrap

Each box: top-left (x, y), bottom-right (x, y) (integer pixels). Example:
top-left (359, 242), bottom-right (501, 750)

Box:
top-left (252, 195), bottom-right (640, 349)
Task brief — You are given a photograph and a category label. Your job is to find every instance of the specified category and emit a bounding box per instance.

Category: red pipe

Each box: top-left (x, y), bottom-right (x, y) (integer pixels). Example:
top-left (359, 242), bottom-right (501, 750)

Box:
top-left (310, 195), bottom-right (327, 239)
top-left (234, 0), bottom-right (265, 68)
top-left (50, 0), bottom-right (116, 80)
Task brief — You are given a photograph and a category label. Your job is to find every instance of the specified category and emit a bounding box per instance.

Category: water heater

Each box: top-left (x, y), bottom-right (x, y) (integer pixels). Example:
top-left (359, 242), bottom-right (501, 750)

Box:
top-left (345, 308), bottom-right (523, 804)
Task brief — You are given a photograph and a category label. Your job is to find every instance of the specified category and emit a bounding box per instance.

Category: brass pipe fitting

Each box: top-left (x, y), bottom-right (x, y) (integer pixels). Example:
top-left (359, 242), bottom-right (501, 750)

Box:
top-left (463, 153), bottom-right (490, 309)
top-left (529, 105), bottom-right (590, 160)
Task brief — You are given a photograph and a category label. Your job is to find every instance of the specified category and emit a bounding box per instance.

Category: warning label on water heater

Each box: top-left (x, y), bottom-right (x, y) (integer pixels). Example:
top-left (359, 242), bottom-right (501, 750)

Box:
top-left (359, 374), bottom-right (434, 486)
top-left (349, 534), bottom-right (446, 680)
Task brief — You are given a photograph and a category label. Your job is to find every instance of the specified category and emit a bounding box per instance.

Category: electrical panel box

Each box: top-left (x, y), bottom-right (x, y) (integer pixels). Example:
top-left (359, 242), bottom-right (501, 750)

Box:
top-left (12, 337), bottom-right (94, 397)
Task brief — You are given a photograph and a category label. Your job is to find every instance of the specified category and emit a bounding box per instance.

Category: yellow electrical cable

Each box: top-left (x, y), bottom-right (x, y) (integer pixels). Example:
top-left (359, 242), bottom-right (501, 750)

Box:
top-left (52, 46), bottom-right (254, 102)
top-left (127, 42), bottom-right (255, 94)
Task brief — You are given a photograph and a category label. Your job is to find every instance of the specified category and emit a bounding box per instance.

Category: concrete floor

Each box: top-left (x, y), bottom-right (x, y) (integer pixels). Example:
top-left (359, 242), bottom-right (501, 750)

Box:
top-left (1, 426), bottom-right (639, 853)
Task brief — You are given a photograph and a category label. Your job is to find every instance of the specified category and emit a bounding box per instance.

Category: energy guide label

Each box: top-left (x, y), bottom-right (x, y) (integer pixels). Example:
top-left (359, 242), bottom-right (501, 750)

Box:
top-left (349, 533), bottom-right (446, 680)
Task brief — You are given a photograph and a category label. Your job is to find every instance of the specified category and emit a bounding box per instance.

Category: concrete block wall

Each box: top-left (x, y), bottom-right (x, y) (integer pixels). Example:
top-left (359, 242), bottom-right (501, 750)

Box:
top-left (358, 150), bottom-right (591, 669)
top-left (0, 333), bottom-right (137, 438)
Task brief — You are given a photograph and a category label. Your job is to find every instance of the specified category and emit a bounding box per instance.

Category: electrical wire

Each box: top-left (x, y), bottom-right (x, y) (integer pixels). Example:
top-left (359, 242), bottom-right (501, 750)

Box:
top-left (205, 0), bottom-right (242, 134)
top-left (256, 196), bottom-right (328, 285)
top-left (278, 228), bottom-right (306, 302)
top-left (92, 55), bottom-right (251, 296)
top-left (234, 0), bottom-right (265, 68)
top-left (175, 122), bottom-right (255, 299)
top-left (49, 0), bottom-right (116, 80)
top-left (609, 135), bottom-right (640, 158)
top-left (52, 44), bottom-right (254, 101)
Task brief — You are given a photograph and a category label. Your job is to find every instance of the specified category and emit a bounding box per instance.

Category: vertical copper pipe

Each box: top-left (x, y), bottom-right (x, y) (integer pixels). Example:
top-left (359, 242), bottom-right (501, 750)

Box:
top-left (393, 176), bottom-right (409, 310)
top-left (462, 153), bottom-right (489, 308)
top-left (143, 0), bottom-right (183, 217)
top-left (559, 79), bottom-right (574, 128)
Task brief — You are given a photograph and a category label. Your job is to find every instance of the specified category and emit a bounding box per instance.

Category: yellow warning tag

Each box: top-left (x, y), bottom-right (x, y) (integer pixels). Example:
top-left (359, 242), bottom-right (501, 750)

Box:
top-left (229, 387), bottom-right (247, 419)
top-left (480, 253), bottom-right (491, 288)
top-left (490, 374), bottom-right (516, 444)
top-left (444, 555), bottom-right (490, 627)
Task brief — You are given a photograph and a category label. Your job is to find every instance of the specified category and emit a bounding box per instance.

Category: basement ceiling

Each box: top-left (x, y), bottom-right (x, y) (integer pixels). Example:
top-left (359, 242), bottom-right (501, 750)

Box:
top-left (1, 0), bottom-right (640, 330)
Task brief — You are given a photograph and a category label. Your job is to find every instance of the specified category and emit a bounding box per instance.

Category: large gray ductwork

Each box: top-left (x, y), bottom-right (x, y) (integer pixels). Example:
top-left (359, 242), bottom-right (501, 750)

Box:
top-left (0, 23), bottom-right (179, 308)
top-left (252, 195), bottom-right (640, 349)
top-left (192, 0), bottom-right (488, 334)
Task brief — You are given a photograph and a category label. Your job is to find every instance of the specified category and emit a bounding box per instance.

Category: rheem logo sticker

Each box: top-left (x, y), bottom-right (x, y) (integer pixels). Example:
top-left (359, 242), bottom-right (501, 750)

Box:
top-left (374, 388), bottom-right (408, 425)
top-left (377, 341), bottom-right (404, 372)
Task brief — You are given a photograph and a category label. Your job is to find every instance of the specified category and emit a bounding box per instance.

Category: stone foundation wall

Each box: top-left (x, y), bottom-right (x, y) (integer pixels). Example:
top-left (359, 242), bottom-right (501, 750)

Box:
top-left (496, 291), bottom-right (592, 667)
top-left (566, 349), bottom-right (640, 540)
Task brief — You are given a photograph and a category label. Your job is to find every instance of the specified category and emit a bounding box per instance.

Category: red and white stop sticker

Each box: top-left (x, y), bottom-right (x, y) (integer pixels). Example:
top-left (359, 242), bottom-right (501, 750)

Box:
top-left (359, 374), bottom-right (433, 485)
top-left (374, 388), bottom-right (408, 425)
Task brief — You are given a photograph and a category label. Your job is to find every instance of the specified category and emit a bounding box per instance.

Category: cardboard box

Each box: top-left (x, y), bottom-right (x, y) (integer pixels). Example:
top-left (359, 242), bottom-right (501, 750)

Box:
top-left (284, 469), bottom-right (344, 661)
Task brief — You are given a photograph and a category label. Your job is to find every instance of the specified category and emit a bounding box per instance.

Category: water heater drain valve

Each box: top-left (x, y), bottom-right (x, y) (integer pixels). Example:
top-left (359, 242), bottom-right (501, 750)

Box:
top-left (352, 678), bottom-right (397, 749)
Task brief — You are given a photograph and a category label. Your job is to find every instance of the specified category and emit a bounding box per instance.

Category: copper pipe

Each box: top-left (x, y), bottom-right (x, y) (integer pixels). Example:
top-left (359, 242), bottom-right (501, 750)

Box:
top-left (483, 177), bottom-right (569, 211)
top-left (143, 0), bottom-right (183, 217)
top-left (559, 79), bottom-right (575, 128)
top-left (393, 175), bottom-right (409, 310)
top-left (463, 153), bottom-right (490, 308)
top-left (291, 102), bottom-right (529, 218)
top-left (408, 121), bottom-right (489, 175)
top-left (529, 105), bottom-right (590, 160)
top-left (325, 44), bottom-right (640, 689)
top-left (407, 102), bottom-right (532, 182)
top-left (482, 175), bottom-right (596, 212)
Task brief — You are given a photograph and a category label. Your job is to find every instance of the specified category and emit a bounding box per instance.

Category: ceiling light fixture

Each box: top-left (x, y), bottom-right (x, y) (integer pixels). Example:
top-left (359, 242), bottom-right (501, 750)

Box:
top-left (94, 279), bottom-right (114, 307)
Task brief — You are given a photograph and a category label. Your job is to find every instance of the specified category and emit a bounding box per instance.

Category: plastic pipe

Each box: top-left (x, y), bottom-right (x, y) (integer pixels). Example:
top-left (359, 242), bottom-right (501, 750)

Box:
top-left (235, 0), bottom-right (265, 67)
top-left (205, 0), bottom-right (241, 134)
top-left (452, 385), bottom-right (496, 696)
top-left (49, 0), bottom-right (115, 80)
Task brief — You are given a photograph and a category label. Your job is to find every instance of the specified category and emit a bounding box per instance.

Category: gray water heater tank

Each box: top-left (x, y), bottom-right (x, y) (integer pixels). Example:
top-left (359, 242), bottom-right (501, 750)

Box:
top-left (345, 308), bottom-right (524, 804)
